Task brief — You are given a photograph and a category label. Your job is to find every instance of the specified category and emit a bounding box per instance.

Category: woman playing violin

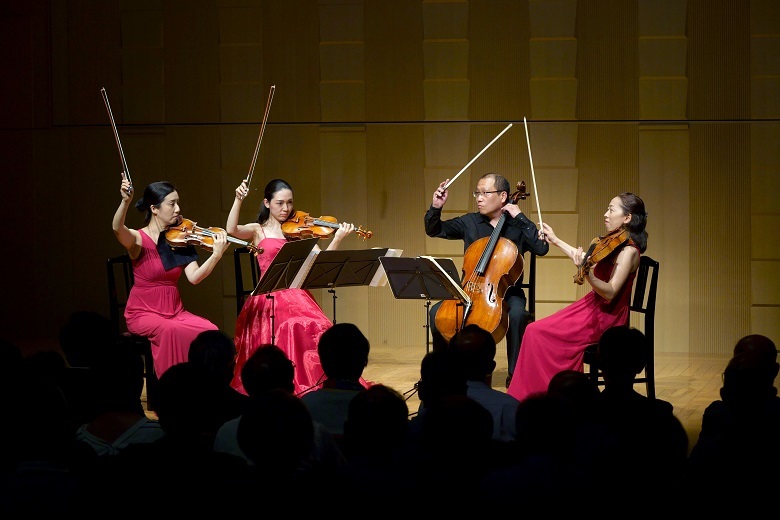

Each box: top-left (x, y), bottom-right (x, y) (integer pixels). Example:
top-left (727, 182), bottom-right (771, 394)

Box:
top-left (112, 178), bottom-right (229, 379)
top-left (425, 173), bottom-right (549, 388)
top-left (227, 178), bottom-right (359, 395)
top-left (507, 192), bottom-right (648, 402)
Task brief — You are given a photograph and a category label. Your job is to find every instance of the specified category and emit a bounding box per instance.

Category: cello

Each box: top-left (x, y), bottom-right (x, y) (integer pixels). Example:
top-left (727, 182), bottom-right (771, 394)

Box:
top-left (434, 181), bottom-right (530, 345)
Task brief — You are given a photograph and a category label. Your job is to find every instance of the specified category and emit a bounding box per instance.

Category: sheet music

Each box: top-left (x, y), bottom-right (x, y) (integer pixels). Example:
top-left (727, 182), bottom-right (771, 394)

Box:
top-left (419, 255), bottom-right (470, 304)
top-left (289, 245), bottom-right (321, 289)
top-left (369, 248), bottom-right (403, 287)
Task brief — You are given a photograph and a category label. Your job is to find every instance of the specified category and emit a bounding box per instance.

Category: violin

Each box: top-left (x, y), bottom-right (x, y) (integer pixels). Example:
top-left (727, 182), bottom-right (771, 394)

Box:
top-left (573, 227), bottom-right (630, 285)
top-left (434, 181), bottom-right (530, 344)
top-left (166, 216), bottom-right (262, 254)
top-left (280, 210), bottom-right (373, 241)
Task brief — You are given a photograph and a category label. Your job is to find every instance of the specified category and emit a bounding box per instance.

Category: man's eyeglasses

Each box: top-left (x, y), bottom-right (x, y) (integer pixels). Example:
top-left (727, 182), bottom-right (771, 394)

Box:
top-left (472, 190), bottom-right (502, 198)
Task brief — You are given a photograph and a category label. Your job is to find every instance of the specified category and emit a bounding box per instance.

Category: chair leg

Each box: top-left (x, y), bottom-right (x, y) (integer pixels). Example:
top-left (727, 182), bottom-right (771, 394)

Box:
top-left (645, 360), bottom-right (655, 400)
top-left (142, 347), bottom-right (159, 412)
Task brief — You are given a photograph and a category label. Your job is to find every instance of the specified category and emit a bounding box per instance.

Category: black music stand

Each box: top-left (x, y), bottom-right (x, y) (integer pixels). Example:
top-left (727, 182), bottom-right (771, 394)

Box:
top-left (300, 248), bottom-right (389, 324)
top-left (251, 237), bottom-right (319, 344)
top-left (379, 256), bottom-right (463, 353)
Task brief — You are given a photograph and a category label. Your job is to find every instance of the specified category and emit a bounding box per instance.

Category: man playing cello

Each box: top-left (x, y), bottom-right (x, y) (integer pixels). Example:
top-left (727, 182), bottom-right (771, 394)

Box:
top-left (424, 173), bottom-right (549, 388)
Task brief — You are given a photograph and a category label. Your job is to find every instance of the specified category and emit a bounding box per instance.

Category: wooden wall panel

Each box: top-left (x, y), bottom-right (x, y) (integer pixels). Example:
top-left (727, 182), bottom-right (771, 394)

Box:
top-left (575, 0), bottom-right (639, 120)
top-left (689, 124), bottom-right (751, 354)
top-left (1, 0), bottom-right (777, 357)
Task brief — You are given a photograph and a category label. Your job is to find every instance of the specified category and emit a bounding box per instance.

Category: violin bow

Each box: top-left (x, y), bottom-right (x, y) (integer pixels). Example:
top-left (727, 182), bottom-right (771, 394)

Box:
top-left (443, 123), bottom-right (513, 190)
top-left (523, 117), bottom-right (544, 235)
top-left (100, 87), bottom-right (133, 191)
top-left (245, 84), bottom-right (276, 190)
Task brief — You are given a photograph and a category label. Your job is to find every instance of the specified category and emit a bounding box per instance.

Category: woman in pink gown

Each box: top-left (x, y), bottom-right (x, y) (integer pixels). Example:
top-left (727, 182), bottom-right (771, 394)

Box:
top-left (227, 178), bottom-right (357, 396)
top-left (112, 178), bottom-right (229, 378)
top-left (507, 193), bottom-right (648, 402)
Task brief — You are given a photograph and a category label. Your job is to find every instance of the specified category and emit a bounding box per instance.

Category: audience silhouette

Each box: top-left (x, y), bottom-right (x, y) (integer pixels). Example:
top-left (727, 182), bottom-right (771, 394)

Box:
top-left (213, 343), bottom-right (346, 475)
top-left (237, 388), bottom-right (316, 486)
top-left (84, 362), bottom-right (248, 513)
top-left (299, 322), bottom-right (370, 441)
top-left (408, 347), bottom-right (468, 438)
top-left (333, 384), bottom-right (412, 508)
top-left (590, 325), bottom-right (688, 506)
top-left (688, 334), bottom-right (780, 509)
top-left (7, 307), bottom-right (777, 513)
top-left (74, 342), bottom-right (164, 457)
top-left (449, 324), bottom-right (520, 441)
top-left (188, 329), bottom-right (249, 425)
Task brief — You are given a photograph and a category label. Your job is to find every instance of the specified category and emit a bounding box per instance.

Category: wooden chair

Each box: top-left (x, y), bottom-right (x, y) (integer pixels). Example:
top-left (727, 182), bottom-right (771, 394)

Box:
top-left (519, 251), bottom-right (537, 321)
top-left (106, 254), bottom-right (159, 411)
top-left (234, 246), bottom-right (261, 316)
top-left (582, 255), bottom-right (659, 399)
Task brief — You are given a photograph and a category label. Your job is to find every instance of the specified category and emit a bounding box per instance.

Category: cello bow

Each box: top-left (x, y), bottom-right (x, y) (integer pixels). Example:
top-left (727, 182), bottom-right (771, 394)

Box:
top-left (523, 116), bottom-right (544, 236)
top-left (443, 123), bottom-right (513, 190)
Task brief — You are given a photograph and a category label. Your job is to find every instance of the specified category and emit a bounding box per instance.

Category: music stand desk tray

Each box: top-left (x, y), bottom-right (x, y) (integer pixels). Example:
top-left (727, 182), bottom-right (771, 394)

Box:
top-left (252, 238), bottom-right (319, 296)
top-left (301, 248), bottom-right (389, 289)
top-left (379, 256), bottom-right (461, 300)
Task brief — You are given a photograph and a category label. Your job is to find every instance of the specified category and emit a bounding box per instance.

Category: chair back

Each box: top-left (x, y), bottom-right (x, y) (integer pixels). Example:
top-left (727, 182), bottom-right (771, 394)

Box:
top-left (106, 254), bottom-right (159, 410)
top-left (626, 255), bottom-right (659, 398)
top-left (518, 251), bottom-right (537, 321)
top-left (234, 246), bottom-right (261, 316)
top-left (107, 254), bottom-right (134, 335)
top-left (584, 255), bottom-right (659, 399)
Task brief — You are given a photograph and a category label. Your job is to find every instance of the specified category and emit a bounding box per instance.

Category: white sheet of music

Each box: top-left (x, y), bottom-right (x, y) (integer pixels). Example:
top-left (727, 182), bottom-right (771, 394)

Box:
top-left (418, 255), bottom-right (470, 303)
top-left (370, 248), bottom-right (402, 287)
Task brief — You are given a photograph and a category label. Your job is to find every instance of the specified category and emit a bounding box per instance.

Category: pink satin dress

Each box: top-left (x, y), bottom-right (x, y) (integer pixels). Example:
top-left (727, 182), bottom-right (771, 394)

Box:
top-left (507, 246), bottom-right (639, 401)
top-left (231, 237), bottom-right (332, 396)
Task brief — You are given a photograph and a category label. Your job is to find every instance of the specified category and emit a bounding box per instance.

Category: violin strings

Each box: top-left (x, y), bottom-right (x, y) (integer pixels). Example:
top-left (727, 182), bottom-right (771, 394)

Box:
top-left (190, 225), bottom-right (249, 246)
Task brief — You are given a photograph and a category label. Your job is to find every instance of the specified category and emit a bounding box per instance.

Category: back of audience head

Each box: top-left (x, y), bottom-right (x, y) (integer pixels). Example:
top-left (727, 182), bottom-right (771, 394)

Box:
top-left (58, 310), bottom-right (115, 368)
top-left (734, 334), bottom-right (777, 365)
top-left (417, 348), bottom-right (468, 406)
top-left (156, 362), bottom-right (219, 441)
top-left (189, 330), bottom-right (237, 385)
top-left (448, 324), bottom-right (496, 381)
top-left (421, 394), bottom-right (493, 449)
top-left (240, 343), bottom-right (295, 396)
top-left (597, 325), bottom-right (648, 385)
top-left (721, 349), bottom-right (779, 405)
top-left (547, 369), bottom-right (600, 409)
top-left (344, 384), bottom-right (409, 457)
top-left (92, 342), bottom-right (145, 413)
top-left (237, 388), bottom-right (315, 477)
top-left (514, 392), bottom-right (577, 458)
top-left (10, 365), bottom-right (72, 462)
top-left (318, 322), bottom-right (370, 381)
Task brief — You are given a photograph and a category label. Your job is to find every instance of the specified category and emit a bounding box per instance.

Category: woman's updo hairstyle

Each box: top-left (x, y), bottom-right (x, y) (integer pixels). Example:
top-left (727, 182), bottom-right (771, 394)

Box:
top-left (617, 192), bottom-right (648, 253)
top-left (135, 181), bottom-right (176, 225)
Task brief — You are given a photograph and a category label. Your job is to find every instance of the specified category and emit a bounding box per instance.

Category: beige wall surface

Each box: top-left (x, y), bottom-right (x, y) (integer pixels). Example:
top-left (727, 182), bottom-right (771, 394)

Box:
top-left (1, 0), bottom-right (778, 356)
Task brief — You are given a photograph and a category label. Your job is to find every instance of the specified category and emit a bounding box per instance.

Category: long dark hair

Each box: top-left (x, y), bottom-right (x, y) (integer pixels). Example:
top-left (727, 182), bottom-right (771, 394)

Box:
top-left (135, 181), bottom-right (176, 225)
top-left (617, 192), bottom-right (648, 253)
top-left (256, 179), bottom-right (293, 225)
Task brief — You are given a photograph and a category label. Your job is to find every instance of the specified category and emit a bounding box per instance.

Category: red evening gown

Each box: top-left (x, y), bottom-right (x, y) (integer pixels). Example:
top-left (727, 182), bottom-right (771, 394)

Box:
top-left (232, 237), bottom-right (366, 396)
top-left (507, 246), bottom-right (639, 401)
top-left (124, 230), bottom-right (219, 378)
